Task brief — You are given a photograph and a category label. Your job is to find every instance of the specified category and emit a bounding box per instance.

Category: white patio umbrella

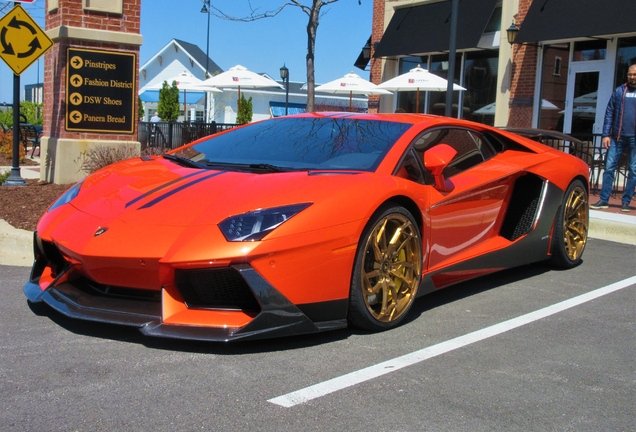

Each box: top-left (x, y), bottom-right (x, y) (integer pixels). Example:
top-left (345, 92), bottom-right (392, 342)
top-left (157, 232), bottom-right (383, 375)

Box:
top-left (196, 64), bottom-right (283, 112)
top-left (315, 72), bottom-right (392, 112)
top-left (378, 65), bottom-right (466, 113)
top-left (149, 71), bottom-right (221, 120)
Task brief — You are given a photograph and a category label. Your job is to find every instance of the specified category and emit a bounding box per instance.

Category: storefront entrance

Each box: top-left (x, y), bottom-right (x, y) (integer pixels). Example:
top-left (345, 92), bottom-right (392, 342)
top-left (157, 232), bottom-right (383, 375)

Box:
top-left (538, 39), bottom-right (614, 137)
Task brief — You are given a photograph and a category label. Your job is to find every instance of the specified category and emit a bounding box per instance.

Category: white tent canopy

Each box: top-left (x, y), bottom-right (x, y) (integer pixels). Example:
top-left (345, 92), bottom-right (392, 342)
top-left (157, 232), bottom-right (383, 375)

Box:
top-left (196, 65), bottom-right (283, 112)
top-left (378, 66), bottom-right (465, 113)
top-left (315, 72), bottom-right (391, 111)
top-left (147, 71), bottom-right (221, 120)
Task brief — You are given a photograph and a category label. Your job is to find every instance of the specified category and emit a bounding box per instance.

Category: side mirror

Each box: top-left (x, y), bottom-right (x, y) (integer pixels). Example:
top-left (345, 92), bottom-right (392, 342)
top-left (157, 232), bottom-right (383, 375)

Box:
top-left (424, 144), bottom-right (457, 192)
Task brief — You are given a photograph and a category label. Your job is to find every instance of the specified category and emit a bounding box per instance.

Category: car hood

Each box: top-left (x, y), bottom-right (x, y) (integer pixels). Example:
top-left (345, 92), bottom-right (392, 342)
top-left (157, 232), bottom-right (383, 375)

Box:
top-left (60, 156), bottom-right (387, 231)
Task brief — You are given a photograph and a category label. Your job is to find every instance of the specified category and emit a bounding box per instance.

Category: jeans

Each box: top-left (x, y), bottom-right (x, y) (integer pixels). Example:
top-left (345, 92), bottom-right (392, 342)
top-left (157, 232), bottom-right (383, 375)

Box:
top-left (599, 136), bottom-right (636, 204)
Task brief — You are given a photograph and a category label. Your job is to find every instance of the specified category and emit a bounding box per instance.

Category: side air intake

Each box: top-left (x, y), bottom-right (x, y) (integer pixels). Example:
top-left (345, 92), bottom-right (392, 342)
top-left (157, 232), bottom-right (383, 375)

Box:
top-left (500, 174), bottom-right (545, 241)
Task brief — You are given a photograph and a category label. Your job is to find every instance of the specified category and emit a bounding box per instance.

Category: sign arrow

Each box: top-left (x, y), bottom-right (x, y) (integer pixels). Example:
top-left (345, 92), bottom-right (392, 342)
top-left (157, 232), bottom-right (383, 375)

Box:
top-left (17, 36), bottom-right (41, 58)
top-left (0, 27), bottom-right (14, 55)
top-left (8, 15), bottom-right (36, 34)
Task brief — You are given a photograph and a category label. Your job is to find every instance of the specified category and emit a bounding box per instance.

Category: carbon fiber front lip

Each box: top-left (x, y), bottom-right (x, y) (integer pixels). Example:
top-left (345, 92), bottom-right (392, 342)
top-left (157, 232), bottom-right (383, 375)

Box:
top-left (23, 264), bottom-right (345, 341)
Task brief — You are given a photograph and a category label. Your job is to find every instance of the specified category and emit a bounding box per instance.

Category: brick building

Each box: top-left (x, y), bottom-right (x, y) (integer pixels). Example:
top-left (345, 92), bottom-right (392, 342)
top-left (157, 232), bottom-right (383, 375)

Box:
top-left (42, 0), bottom-right (142, 184)
top-left (368, 0), bottom-right (636, 140)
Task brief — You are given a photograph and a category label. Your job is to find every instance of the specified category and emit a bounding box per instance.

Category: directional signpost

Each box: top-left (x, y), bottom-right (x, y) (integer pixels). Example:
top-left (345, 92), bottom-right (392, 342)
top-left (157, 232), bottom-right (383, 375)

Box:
top-left (0, 3), bottom-right (53, 186)
top-left (0, 4), bottom-right (52, 75)
top-left (66, 47), bottom-right (136, 133)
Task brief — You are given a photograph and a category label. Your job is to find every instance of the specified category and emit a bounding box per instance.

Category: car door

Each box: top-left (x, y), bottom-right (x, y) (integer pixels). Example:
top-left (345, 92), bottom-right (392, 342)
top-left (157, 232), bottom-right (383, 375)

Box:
top-left (410, 127), bottom-right (521, 272)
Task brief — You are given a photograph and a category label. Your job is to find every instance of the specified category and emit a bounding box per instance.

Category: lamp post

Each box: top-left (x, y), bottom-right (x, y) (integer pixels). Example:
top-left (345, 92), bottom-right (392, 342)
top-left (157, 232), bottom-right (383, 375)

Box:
top-left (280, 64), bottom-right (289, 116)
top-left (201, 0), bottom-right (211, 122)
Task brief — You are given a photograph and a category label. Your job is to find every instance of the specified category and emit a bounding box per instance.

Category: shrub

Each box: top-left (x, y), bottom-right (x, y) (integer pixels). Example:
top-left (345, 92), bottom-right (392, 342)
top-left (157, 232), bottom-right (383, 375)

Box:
top-left (0, 130), bottom-right (26, 162)
top-left (0, 169), bottom-right (10, 184)
top-left (80, 144), bottom-right (141, 174)
top-left (237, 94), bottom-right (253, 125)
top-left (157, 81), bottom-right (180, 122)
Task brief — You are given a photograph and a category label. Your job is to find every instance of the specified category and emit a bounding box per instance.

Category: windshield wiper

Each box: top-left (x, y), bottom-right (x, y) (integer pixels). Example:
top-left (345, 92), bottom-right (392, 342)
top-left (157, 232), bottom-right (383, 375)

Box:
top-left (205, 161), bottom-right (292, 173)
top-left (162, 154), bottom-right (205, 169)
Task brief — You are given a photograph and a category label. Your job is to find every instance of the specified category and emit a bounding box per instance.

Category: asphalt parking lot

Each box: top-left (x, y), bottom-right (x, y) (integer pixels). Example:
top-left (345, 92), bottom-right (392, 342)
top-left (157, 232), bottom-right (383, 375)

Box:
top-left (1, 238), bottom-right (634, 432)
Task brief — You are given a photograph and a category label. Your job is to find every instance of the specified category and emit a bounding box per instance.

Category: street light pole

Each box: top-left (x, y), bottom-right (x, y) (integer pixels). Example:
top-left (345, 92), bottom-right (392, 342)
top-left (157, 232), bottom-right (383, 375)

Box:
top-left (201, 0), bottom-right (211, 122)
top-left (280, 64), bottom-right (289, 116)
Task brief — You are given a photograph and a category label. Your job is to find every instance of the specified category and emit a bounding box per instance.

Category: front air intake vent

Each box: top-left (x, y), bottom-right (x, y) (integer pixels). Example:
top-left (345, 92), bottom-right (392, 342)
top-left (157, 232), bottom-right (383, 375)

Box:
top-left (175, 267), bottom-right (261, 311)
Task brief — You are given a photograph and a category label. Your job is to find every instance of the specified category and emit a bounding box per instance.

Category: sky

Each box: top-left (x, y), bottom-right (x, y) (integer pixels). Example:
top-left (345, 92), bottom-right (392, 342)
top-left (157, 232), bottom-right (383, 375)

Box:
top-left (0, 0), bottom-right (373, 104)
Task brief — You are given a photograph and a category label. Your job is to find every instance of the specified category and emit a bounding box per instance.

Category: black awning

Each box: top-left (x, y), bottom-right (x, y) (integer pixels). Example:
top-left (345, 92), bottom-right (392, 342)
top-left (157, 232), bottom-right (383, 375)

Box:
top-left (515, 0), bottom-right (636, 43)
top-left (374, 0), bottom-right (498, 58)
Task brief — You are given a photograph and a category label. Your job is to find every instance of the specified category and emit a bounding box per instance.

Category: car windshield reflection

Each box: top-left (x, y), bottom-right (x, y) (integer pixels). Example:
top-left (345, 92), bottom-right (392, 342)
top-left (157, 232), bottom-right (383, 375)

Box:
top-left (172, 117), bottom-right (412, 172)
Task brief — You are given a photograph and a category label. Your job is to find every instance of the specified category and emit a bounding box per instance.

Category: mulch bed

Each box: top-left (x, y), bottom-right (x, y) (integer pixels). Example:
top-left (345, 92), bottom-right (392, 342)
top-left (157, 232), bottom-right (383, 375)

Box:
top-left (0, 154), bottom-right (71, 231)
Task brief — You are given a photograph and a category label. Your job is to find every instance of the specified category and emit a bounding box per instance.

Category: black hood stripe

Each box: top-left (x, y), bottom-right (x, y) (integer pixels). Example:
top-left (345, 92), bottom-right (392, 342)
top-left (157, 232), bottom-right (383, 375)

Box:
top-left (125, 171), bottom-right (205, 208)
top-left (138, 171), bottom-right (226, 209)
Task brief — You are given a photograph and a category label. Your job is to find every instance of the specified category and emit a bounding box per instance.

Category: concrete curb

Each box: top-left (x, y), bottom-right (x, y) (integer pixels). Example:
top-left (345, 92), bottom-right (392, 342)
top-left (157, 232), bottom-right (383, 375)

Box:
top-left (588, 210), bottom-right (636, 246)
top-left (1, 213), bottom-right (634, 268)
top-left (0, 220), bottom-right (33, 267)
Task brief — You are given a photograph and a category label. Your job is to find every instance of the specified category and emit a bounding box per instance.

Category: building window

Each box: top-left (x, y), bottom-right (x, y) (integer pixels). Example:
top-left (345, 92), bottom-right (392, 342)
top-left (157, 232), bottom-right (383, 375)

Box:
top-left (553, 57), bottom-right (562, 77)
top-left (573, 40), bottom-right (606, 62)
top-left (462, 50), bottom-right (498, 126)
top-left (539, 43), bottom-right (570, 131)
top-left (396, 50), bottom-right (498, 125)
top-left (615, 37), bottom-right (636, 88)
top-left (427, 53), bottom-right (462, 118)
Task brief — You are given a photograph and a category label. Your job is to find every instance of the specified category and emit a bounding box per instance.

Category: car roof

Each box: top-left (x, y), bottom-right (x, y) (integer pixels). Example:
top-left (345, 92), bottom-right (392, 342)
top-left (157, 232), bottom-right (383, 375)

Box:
top-left (286, 111), bottom-right (464, 127)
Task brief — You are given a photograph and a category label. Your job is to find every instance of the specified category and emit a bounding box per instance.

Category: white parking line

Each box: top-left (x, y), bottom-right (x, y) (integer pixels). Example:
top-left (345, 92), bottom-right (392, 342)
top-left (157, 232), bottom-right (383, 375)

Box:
top-left (268, 275), bottom-right (636, 408)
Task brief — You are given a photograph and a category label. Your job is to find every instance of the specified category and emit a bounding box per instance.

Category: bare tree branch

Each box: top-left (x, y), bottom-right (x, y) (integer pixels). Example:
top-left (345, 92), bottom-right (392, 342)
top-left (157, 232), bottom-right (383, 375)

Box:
top-left (208, 1), bottom-right (293, 22)
top-left (208, 1), bottom-right (352, 113)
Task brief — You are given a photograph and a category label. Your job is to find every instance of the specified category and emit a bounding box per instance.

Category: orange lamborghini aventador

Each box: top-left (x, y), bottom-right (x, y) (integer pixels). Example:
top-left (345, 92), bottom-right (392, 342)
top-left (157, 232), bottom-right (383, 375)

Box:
top-left (24, 113), bottom-right (589, 341)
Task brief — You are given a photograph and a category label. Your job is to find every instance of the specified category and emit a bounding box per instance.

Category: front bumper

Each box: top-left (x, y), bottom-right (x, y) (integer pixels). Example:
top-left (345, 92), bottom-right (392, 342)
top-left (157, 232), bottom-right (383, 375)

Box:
top-left (24, 263), bottom-right (347, 342)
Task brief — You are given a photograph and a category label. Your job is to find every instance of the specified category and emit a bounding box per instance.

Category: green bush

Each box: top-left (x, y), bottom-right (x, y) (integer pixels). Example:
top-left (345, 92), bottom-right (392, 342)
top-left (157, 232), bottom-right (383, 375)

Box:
top-left (237, 94), bottom-right (253, 125)
top-left (157, 81), bottom-right (180, 122)
top-left (0, 169), bottom-right (10, 184)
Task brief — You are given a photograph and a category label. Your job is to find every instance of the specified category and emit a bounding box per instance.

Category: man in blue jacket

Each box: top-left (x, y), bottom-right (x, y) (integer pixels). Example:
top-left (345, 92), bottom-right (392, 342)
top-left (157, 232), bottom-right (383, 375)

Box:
top-left (591, 64), bottom-right (636, 212)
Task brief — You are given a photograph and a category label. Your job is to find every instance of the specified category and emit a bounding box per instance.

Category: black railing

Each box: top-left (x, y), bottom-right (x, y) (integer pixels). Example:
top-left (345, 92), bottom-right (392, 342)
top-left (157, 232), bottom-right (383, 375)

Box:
top-left (532, 132), bottom-right (629, 198)
top-left (136, 125), bottom-right (628, 198)
top-left (138, 121), bottom-right (239, 151)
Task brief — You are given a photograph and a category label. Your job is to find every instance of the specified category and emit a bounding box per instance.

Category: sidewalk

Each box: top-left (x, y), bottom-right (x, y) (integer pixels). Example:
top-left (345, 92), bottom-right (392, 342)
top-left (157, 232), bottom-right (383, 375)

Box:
top-left (0, 163), bottom-right (41, 180)
top-left (2, 158), bottom-right (635, 267)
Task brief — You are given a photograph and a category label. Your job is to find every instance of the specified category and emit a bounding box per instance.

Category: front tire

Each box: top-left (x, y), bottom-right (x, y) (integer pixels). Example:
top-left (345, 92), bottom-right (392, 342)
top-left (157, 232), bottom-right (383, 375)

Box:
top-left (550, 179), bottom-right (588, 268)
top-left (348, 205), bottom-right (422, 331)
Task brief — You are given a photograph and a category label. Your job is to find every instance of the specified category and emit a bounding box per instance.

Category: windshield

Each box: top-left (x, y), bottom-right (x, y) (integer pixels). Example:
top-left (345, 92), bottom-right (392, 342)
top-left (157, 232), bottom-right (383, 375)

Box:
top-left (172, 117), bottom-right (411, 171)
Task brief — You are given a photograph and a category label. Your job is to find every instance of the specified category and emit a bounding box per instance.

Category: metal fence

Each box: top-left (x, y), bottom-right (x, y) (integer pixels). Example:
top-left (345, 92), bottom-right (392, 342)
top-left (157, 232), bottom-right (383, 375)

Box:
top-left (532, 132), bottom-right (629, 197)
top-left (138, 121), bottom-right (239, 151)
top-left (135, 124), bottom-right (628, 198)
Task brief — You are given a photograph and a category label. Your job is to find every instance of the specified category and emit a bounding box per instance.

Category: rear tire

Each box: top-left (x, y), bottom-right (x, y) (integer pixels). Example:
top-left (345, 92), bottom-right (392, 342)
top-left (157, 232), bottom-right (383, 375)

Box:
top-left (348, 205), bottom-right (422, 331)
top-left (550, 179), bottom-right (588, 268)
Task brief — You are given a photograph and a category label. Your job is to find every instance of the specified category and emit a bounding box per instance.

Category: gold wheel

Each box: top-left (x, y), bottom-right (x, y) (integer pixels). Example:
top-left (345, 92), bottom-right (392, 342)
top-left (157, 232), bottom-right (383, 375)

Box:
top-left (562, 184), bottom-right (588, 261)
top-left (551, 180), bottom-right (588, 268)
top-left (354, 209), bottom-right (422, 327)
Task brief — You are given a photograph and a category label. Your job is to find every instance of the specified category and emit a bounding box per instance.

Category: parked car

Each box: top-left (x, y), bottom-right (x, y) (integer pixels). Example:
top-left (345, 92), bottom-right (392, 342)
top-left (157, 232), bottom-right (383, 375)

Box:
top-left (24, 113), bottom-right (589, 341)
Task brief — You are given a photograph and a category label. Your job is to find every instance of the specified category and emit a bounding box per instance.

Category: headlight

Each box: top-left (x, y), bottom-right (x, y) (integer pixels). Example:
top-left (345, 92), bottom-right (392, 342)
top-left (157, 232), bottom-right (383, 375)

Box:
top-left (218, 203), bottom-right (312, 242)
top-left (48, 181), bottom-right (83, 212)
